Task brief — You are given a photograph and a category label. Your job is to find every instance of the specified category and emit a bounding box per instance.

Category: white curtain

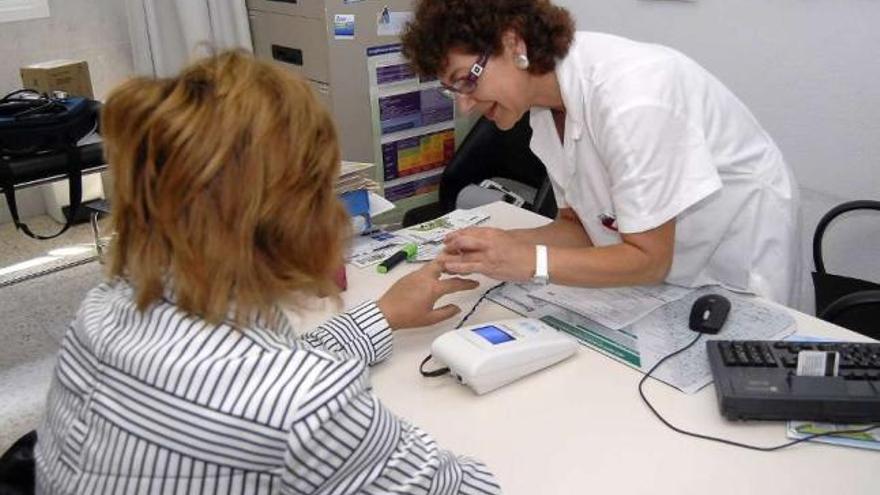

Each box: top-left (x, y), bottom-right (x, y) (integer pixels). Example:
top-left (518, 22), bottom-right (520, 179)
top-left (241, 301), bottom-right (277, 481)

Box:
top-left (125, 0), bottom-right (253, 77)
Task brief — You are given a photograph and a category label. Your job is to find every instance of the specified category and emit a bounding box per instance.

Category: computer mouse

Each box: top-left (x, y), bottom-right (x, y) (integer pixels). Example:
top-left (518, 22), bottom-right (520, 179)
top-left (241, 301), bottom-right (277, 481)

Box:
top-left (689, 294), bottom-right (731, 334)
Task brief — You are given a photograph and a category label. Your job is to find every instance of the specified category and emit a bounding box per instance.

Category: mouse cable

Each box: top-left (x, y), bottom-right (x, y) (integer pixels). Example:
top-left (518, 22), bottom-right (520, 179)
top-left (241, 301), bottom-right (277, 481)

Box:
top-left (639, 332), bottom-right (880, 452)
top-left (419, 282), bottom-right (507, 378)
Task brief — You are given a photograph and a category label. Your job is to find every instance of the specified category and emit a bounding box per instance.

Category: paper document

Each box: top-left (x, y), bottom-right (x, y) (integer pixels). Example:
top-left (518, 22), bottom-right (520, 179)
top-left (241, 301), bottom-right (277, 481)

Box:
top-left (529, 284), bottom-right (692, 330)
top-left (490, 284), bottom-right (796, 393)
top-left (630, 288), bottom-right (795, 393)
top-left (348, 231), bottom-right (411, 268)
top-left (347, 209), bottom-right (489, 267)
top-left (396, 209), bottom-right (489, 244)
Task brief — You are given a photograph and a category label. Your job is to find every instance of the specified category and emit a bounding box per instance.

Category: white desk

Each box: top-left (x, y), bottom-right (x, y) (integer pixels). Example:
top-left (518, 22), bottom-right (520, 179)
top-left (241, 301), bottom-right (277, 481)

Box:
top-left (295, 201), bottom-right (879, 495)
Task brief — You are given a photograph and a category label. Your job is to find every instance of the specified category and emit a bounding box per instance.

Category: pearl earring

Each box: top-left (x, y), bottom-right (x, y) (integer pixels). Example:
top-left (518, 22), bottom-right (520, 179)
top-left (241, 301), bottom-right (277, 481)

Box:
top-left (515, 53), bottom-right (530, 70)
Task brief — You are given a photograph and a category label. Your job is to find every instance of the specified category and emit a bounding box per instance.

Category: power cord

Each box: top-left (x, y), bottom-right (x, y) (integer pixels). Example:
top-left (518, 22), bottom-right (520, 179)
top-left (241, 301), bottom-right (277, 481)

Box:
top-left (454, 281), bottom-right (506, 330)
top-left (639, 332), bottom-right (880, 451)
top-left (419, 282), bottom-right (507, 378)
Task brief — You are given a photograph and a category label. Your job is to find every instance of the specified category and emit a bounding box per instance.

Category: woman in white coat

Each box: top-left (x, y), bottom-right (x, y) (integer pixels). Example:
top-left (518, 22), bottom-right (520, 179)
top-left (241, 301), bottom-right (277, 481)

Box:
top-left (402, 0), bottom-right (800, 305)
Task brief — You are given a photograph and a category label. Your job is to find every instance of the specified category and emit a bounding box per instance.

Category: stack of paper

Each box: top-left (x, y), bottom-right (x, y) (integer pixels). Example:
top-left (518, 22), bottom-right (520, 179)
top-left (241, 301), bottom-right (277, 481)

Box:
top-left (336, 161), bottom-right (379, 195)
top-left (336, 162), bottom-right (395, 234)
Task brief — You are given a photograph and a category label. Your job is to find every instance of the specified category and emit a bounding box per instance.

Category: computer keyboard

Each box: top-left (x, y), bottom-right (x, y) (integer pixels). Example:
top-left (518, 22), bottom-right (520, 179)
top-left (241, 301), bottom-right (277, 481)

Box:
top-left (707, 340), bottom-right (880, 423)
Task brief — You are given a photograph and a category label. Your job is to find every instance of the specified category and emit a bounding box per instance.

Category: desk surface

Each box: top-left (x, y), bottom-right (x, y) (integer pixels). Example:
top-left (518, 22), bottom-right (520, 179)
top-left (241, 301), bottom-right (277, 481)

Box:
top-left (294, 201), bottom-right (879, 495)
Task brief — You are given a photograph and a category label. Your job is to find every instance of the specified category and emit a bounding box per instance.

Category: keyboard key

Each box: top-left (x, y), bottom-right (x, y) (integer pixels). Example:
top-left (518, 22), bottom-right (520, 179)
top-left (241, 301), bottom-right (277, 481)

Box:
top-left (721, 347), bottom-right (738, 366)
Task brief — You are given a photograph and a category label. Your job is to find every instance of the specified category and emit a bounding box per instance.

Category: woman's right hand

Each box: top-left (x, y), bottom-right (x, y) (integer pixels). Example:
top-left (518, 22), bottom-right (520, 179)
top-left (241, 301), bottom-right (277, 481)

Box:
top-left (377, 260), bottom-right (479, 330)
top-left (438, 227), bottom-right (536, 282)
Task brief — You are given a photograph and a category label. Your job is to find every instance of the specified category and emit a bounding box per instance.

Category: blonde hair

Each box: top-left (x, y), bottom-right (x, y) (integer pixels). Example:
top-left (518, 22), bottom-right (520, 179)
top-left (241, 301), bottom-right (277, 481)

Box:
top-left (101, 51), bottom-right (348, 324)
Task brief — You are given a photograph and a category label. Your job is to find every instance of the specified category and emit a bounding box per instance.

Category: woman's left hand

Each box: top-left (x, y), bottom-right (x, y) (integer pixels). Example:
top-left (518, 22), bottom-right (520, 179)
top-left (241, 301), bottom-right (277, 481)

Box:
top-left (438, 227), bottom-right (535, 282)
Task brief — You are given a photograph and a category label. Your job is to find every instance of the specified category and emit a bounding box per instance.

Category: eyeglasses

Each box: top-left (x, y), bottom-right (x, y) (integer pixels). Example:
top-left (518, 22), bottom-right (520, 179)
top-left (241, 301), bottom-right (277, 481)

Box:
top-left (439, 52), bottom-right (490, 99)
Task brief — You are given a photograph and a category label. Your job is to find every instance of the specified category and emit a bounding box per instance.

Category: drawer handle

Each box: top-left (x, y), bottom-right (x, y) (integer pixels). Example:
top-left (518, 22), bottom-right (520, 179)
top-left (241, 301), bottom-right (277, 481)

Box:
top-left (267, 0), bottom-right (297, 4)
top-left (272, 45), bottom-right (303, 66)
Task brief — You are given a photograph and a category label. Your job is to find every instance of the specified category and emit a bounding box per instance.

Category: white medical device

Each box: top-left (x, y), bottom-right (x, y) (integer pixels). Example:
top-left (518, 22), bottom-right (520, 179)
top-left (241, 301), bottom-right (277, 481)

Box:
top-left (431, 318), bottom-right (578, 394)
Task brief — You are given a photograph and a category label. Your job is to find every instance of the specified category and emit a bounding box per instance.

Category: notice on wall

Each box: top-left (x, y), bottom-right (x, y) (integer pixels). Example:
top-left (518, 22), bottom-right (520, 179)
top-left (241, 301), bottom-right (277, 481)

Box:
top-left (333, 14), bottom-right (355, 40)
top-left (378, 89), bottom-right (453, 135)
top-left (367, 45), bottom-right (458, 203)
top-left (381, 129), bottom-right (454, 182)
top-left (377, 8), bottom-right (413, 37)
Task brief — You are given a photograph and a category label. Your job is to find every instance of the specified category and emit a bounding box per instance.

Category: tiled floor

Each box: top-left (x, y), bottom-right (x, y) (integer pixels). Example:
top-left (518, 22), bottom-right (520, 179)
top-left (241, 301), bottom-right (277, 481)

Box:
top-left (0, 216), bottom-right (108, 452)
top-left (0, 215), bottom-right (103, 270)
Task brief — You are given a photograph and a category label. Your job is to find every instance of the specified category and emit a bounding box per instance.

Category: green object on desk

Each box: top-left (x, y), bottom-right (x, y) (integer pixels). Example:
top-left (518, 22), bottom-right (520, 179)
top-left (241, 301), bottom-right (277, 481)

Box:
top-left (377, 243), bottom-right (418, 273)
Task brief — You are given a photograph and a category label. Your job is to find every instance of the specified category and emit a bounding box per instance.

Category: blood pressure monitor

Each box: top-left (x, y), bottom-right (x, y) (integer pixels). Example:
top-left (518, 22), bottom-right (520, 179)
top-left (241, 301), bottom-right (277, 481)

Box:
top-left (431, 318), bottom-right (578, 394)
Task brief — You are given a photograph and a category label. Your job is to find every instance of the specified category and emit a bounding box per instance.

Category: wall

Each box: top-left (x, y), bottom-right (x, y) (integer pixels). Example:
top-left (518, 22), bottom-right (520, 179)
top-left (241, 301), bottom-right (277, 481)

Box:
top-left (556, 0), bottom-right (880, 311)
top-left (0, 0), bottom-right (134, 224)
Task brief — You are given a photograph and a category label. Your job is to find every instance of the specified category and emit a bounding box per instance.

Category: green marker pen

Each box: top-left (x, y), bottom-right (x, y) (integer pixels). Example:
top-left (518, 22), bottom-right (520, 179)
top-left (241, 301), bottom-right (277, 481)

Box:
top-left (377, 243), bottom-right (418, 273)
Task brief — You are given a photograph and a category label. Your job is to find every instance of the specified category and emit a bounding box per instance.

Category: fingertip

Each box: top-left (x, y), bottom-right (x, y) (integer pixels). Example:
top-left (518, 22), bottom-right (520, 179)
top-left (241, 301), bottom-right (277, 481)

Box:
top-left (451, 277), bottom-right (479, 288)
top-left (429, 304), bottom-right (461, 325)
top-left (441, 304), bottom-right (462, 319)
top-left (443, 263), bottom-right (466, 275)
top-left (422, 258), bottom-right (441, 270)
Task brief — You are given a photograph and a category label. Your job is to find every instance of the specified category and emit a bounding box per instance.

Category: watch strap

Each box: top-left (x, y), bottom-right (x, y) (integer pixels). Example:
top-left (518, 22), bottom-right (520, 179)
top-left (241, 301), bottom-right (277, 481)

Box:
top-left (533, 244), bottom-right (549, 283)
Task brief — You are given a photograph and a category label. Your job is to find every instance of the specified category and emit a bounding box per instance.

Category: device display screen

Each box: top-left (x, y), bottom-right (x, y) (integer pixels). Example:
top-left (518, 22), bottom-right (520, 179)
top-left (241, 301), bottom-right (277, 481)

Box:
top-left (472, 325), bottom-right (515, 345)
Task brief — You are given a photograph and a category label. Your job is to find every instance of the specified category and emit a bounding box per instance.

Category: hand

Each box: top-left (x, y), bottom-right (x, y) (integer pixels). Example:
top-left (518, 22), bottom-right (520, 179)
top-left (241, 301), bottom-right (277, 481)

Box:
top-left (438, 227), bottom-right (535, 282)
top-left (377, 260), bottom-right (480, 330)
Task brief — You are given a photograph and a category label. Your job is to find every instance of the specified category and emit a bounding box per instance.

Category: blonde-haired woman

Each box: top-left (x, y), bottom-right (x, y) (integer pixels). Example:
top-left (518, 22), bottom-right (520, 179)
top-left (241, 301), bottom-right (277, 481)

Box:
top-left (35, 51), bottom-right (499, 494)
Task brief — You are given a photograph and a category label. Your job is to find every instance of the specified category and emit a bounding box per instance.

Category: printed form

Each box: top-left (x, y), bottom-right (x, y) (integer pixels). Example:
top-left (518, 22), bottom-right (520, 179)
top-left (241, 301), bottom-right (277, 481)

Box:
top-left (529, 284), bottom-right (692, 330)
top-left (489, 284), bottom-right (795, 393)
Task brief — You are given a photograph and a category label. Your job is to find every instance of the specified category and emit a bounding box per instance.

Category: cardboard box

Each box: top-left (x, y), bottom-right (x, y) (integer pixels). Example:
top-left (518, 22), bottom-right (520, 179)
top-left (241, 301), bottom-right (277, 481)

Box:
top-left (20, 59), bottom-right (94, 98)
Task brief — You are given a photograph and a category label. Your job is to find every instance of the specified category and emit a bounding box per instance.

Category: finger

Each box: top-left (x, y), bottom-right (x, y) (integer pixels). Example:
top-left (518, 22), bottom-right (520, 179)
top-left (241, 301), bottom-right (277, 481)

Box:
top-left (436, 277), bottom-right (480, 296)
top-left (443, 226), bottom-right (487, 245)
top-left (436, 251), bottom-right (484, 270)
top-left (446, 235), bottom-right (490, 253)
top-left (436, 258), bottom-right (460, 275)
top-left (419, 259), bottom-right (445, 278)
top-left (435, 253), bottom-right (459, 269)
top-left (424, 304), bottom-right (461, 325)
top-left (443, 261), bottom-right (484, 275)
top-left (440, 244), bottom-right (462, 255)
top-left (443, 230), bottom-right (462, 244)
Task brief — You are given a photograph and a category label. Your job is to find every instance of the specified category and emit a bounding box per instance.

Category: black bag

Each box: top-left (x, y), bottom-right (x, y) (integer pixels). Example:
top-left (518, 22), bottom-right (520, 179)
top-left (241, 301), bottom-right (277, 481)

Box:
top-left (0, 89), bottom-right (100, 239)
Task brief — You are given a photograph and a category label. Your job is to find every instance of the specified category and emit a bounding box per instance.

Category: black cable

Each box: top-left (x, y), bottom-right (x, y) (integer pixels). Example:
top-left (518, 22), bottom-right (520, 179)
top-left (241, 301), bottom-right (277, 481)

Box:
top-left (419, 282), bottom-right (507, 378)
top-left (454, 281), bottom-right (506, 329)
top-left (419, 354), bottom-right (449, 377)
top-left (639, 332), bottom-right (880, 451)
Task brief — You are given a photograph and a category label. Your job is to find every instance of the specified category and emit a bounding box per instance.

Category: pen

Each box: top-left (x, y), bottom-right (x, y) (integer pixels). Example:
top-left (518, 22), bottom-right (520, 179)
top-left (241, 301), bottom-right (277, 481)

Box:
top-left (377, 243), bottom-right (418, 273)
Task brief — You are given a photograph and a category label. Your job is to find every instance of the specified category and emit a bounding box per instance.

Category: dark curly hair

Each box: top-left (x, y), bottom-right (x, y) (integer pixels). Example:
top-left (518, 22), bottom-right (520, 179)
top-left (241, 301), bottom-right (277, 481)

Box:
top-left (401, 0), bottom-right (575, 78)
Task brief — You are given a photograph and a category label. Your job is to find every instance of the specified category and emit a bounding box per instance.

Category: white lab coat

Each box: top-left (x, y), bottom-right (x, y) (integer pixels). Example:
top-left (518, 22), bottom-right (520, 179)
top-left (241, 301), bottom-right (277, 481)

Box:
top-left (529, 32), bottom-right (800, 305)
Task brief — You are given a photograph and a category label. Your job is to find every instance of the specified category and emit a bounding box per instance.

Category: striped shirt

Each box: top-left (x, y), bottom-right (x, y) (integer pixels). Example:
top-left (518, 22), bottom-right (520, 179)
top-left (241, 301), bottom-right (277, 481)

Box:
top-left (35, 281), bottom-right (500, 494)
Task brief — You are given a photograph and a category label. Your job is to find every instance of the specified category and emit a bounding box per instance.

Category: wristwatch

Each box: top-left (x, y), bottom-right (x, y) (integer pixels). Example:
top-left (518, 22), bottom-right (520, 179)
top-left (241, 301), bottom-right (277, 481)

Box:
top-left (531, 244), bottom-right (550, 285)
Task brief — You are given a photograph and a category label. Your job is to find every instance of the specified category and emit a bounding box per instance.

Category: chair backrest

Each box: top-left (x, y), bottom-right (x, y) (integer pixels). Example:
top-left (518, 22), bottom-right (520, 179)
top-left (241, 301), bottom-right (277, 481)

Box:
top-left (437, 113), bottom-right (556, 218)
top-left (812, 200), bottom-right (880, 339)
top-left (0, 430), bottom-right (35, 495)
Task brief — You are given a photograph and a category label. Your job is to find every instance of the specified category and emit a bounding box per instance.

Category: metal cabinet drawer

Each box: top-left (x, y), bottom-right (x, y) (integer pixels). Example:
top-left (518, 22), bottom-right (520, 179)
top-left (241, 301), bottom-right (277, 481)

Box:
top-left (250, 10), bottom-right (329, 83)
top-left (246, 0), bottom-right (325, 20)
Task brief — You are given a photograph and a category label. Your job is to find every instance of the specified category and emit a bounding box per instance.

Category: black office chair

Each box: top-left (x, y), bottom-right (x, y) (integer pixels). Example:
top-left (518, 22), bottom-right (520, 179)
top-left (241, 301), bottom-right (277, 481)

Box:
top-left (402, 112), bottom-right (557, 227)
top-left (0, 431), bottom-right (36, 495)
top-left (812, 200), bottom-right (880, 339)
